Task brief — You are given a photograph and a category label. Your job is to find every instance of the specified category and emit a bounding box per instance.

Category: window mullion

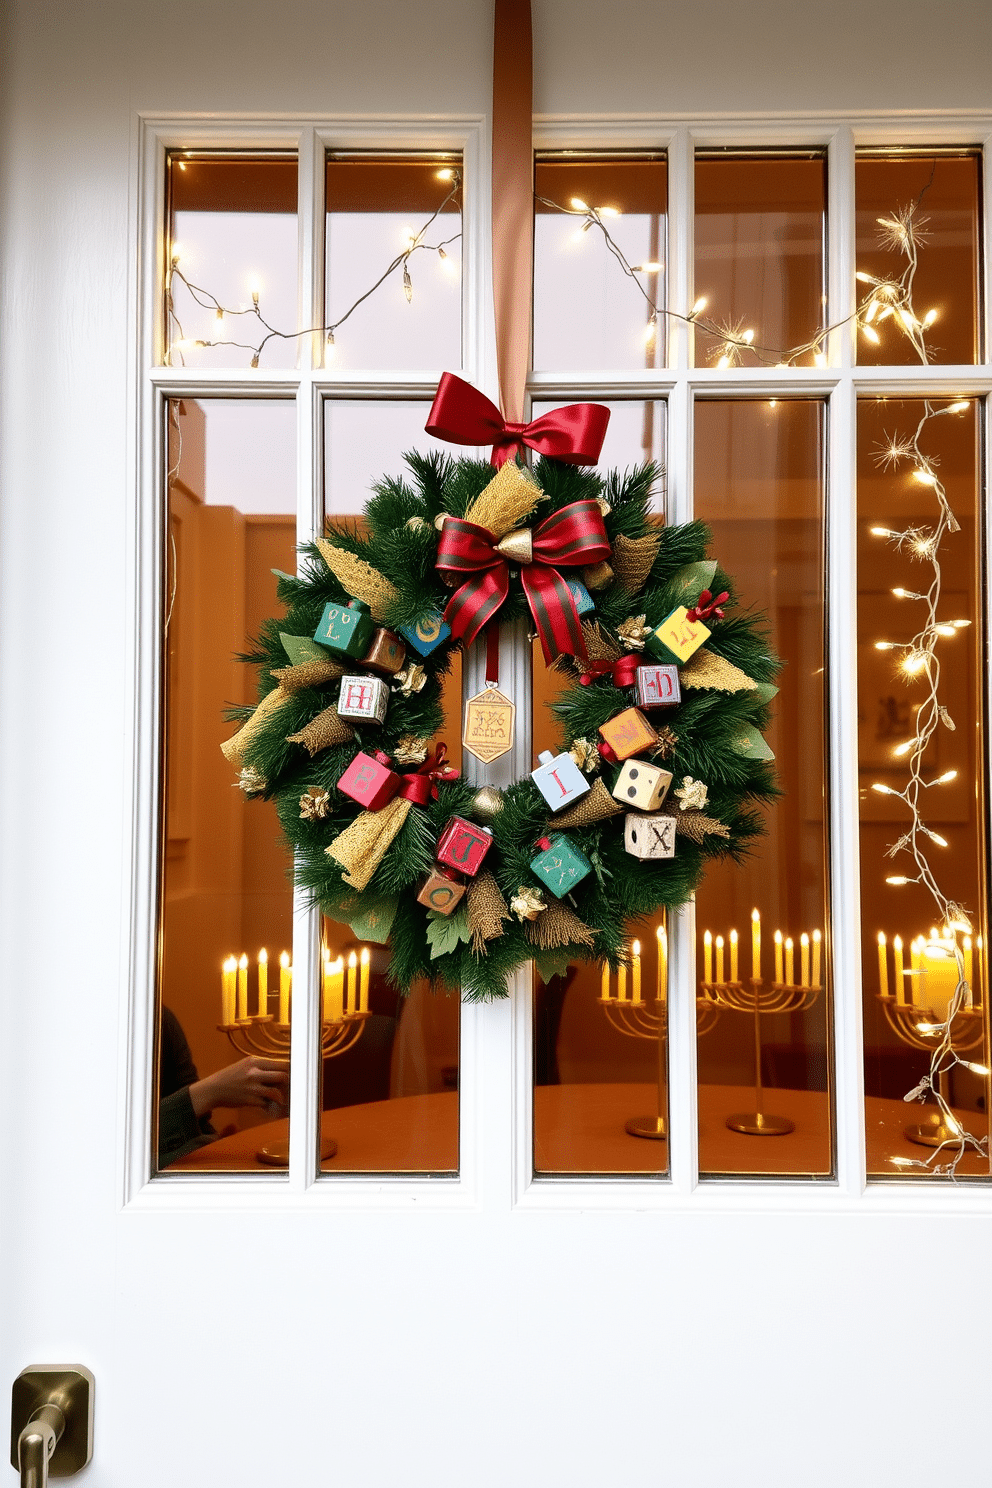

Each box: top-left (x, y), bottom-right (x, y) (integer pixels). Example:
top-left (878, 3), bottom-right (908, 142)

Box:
top-left (828, 374), bottom-right (867, 1195)
top-left (666, 128), bottom-right (693, 371)
top-left (827, 124), bottom-right (857, 369)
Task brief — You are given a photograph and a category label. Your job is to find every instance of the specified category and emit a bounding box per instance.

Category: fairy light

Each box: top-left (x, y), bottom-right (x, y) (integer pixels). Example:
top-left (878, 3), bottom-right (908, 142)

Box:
top-left (166, 168), bottom-right (462, 367)
top-left (859, 200), bottom-right (986, 1177)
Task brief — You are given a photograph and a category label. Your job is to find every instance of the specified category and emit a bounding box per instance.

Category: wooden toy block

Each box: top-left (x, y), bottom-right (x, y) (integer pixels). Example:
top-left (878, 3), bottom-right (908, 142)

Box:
top-left (611, 759), bottom-right (673, 811)
top-left (624, 812), bottom-right (676, 860)
top-left (635, 664), bottom-right (681, 711)
top-left (529, 834), bottom-right (592, 898)
top-left (337, 750), bottom-right (400, 810)
top-left (531, 750), bottom-right (591, 812)
top-left (313, 598), bottom-right (375, 658)
top-left (336, 674), bottom-right (389, 725)
top-left (436, 816), bottom-right (493, 878)
top-left (416, 870), bottom-right (466, 916)
top-left (360, 627), bottom-right (407, 676)
top-left (645, 605), bottom-right (710, 667)
top-left (564, 578), bottom-right (595, 617)
top-left (399, 610), bottom-right (452, 657)
top-left (598, 707), bottom-right (658, 761)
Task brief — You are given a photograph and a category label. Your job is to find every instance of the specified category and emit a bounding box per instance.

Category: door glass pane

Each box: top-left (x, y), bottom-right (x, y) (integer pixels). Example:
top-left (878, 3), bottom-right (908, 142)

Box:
top-left (530, 403), bottom-right (669, 1176)
top-left (858, 398), bottom-right (990, 1178)
top-left (694, 400), bottom-right (832, 1178)
top-left (694, 152), bottom-right (827, 368)
top-left (855, 151), bottom-right (981, 367)
top-left (158, 398), bottom-right (297, 1174)
top-left (534, 154), bottom-right (667, 372)
top-left (317, 400), bottom-right (462, 1174)
top-left (324, 154), bottom-right (462, 370)
top-left (166, 154), bottom-right (298, 370)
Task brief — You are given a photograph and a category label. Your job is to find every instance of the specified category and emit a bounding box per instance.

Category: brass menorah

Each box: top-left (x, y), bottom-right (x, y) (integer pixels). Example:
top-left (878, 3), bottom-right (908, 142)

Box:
top-left (598, 929), bottom-right (721, 1140)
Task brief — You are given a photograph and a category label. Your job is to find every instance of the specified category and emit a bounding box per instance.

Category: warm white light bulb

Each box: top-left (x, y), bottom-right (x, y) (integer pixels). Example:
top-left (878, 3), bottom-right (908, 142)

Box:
top-left (691, 295), bottom-right (708, 316)
top-left (923, 308), bottom-right (938, 327)
top-left (886, 876), bottom-right (910, 886)
top-left (599, 205), bottom-right (621, 218)
top-left (570, 197), bottom-right (589, 212)
top-left (913, 468), bottom-right (937, 485)
top-left (741, 328), bottom-right (755, 344)
top-left (872, 783), bottom-right (896, 796)
top-left (935, 770), bottom-right (958, 784)
top-left (813, 351), bottom-right (827, 367)
top-left (861, 325), bottom-right (881, 344)
top-left (716, 354), bottom-right (731, 369)
top-left (947, 401), bottom-right (969, 413)
top-left (436, 167), bottom-right (454, 181)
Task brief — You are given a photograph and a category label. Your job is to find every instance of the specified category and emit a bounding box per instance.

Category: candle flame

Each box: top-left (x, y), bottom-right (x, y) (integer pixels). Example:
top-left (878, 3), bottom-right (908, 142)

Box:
top-left (238, 953), bottom-right (248, 969)
top-left (348, 951), bottom-right (358, 968)
top-left (360, 947), bottom-right (370, 966)
top-left (631, 939), bottom-right (640, 956)
top-left (280, 951), bottom-right (290, 968)
top-left (258, 947), bottom-right (267, 964)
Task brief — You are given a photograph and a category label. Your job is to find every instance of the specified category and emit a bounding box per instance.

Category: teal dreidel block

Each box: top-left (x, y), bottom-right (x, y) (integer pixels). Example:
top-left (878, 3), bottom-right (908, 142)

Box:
top-left (530, 834), bottom-right (592, 898)
top-left (313, 599), bottom-right (375, 658)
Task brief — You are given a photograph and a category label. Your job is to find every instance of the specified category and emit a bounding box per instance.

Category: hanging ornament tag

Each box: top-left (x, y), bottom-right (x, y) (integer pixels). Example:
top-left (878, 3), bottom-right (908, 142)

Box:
top-left (462, 686), bottom-right (515, 764)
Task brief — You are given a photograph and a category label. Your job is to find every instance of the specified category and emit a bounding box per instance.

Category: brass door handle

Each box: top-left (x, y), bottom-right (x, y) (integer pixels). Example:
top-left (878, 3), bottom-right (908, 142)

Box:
top-left (10, 1368), bottom-right (93, 1488)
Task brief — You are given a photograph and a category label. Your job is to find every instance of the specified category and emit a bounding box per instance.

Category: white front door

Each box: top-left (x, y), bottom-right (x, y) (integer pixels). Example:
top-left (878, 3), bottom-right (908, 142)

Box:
top-left (3, 5), bottom-right (992, 1486)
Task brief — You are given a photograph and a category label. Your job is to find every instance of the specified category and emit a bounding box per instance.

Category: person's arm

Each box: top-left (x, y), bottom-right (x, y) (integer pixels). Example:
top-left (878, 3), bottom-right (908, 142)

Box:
top-left (189, 1056), bottom-right (289, 1118)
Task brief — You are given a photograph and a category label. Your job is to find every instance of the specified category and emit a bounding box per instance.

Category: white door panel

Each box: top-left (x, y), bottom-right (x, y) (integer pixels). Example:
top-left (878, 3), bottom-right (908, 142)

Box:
top-left (3, 3), bottom-right (991, 1485)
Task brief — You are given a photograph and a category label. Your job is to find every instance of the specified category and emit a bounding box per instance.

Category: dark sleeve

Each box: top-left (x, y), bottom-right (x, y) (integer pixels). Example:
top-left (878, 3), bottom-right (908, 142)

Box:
top-left (158, 1087), bottom-right (215, 1168)
top-left (159, 1006), bottom-right (200, 1098)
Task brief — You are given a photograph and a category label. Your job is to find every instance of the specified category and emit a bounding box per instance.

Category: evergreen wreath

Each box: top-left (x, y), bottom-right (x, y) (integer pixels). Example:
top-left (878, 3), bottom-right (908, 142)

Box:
top-left (221, 451), bottom-right (780, 1002)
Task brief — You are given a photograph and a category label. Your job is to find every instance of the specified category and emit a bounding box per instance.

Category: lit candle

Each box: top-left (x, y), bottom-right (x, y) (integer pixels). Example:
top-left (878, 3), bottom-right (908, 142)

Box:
top-left (703, 929), bottom-right (713, 984)
top-left (601, 962), bottom-right (610, 1001)
top-left (656, 924), bottom-right (667, 1003)
top-left (877, 932), bottom-right (888, 998)
top-left (278, 951), bottom-right (291, 1025)
top-left (330, 956), bottom-right (344, 1023)
top-left (774, 930), bottom-right (784, 985)
top-left (237, 953), bottom-right (249, 1021)
top-left (617, 957), bottom-right (627, 1002)
top-left (921, 941), bottom-right (958, 1021)
top-left (729, 929), bottom-right (738, 982)
top-left (631, 940), bottom-right (641, 1003)
top-left (964, 935), bottom-right (973, 1000)
top-left (812, 930), bottom-right (821, 988)
top-left (785, 937), bottom-right (794, 986)
top-left (909, 936), bottom-right (922, 1004)
top-left (257, 948), bottom-right (268, 1017)
top-left (321, 950), bottom-right (331, 1024)
top-left (346, 951), bottom-right (358, 1014)
top-left (893, 935), bottom-right (904, 1004)
top-left (751, 909), bottom-right (761, 979)
top-left (360, 947), bottom-right (370, 1013)
top-left (221, 956), bottom-right (236, 1026)
top-left (800, 933), bottom-right (810, 988)
top-left (715, 934), bottom-right (725, 985)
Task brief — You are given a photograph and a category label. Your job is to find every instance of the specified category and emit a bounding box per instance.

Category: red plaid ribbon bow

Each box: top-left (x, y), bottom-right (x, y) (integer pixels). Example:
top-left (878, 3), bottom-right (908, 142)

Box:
top-left (437, 501), bottom-right (611, 663)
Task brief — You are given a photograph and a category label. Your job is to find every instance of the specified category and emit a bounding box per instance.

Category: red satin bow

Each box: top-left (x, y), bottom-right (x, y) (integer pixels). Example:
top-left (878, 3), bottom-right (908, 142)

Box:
top-left (426, 372), bottom-right (611, 469)
top-left (579, 654), bottom-right (640, 688)
top-left (437, 501), bottom-right (611, 663)
top-left (398, 743), bottom-right (459, 806)
top-left (535, 836), bottom-right (552, 852)
top-left (687, 589), bottom-right (730, 623)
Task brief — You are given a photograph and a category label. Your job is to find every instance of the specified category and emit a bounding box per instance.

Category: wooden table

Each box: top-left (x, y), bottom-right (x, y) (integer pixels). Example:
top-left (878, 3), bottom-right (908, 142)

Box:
top-left (169, 1082), bottom-right (989, 1177)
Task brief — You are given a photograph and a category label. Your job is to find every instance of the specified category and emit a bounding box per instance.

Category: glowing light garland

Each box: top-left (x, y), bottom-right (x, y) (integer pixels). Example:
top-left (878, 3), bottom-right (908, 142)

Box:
top-left (165, 169), bottom-right (462, 367)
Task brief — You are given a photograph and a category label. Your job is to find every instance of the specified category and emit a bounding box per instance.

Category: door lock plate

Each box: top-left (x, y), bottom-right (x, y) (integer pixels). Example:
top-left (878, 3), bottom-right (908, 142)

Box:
top-left (10, 1367), bottom-right (94, 1477)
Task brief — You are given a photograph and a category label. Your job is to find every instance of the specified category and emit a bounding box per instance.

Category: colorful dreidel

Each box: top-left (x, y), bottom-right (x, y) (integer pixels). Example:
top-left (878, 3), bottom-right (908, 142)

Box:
top-left (645, 605), bottom-right (711, 667)
top-left (598, 707), bottom-right (658, 762)
top-left (336, 674), bottom-right (389, 725)
top-left (530, 834), bottom-right (592, 898)
top-left (360, 627), bottom-right (406, 677)
top-left (635, 664), bottom-right (681, 711)
top-left (416, 868), bottom-right (466, 916)
top-left (314, 598), bottom-right (375, 659)
top-left (611, 759), bottom-right (673, 811)
top-left (564, 578), bottom-right (595, 618)
top-left (531, 750), bottom-right (591, 812)
top-left (436, 816), bottom-right (493, 878)
top-left (624, 812), bottom-right (676, 860)
top-left (337, 750), bottom-right (400, 810)
top-left (399, 610), bottom-right (452, 658)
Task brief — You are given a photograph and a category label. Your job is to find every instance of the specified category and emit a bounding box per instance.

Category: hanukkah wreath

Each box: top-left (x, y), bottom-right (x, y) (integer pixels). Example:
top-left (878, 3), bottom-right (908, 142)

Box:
top-left (221, 432), bottom-right (779, 1001)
